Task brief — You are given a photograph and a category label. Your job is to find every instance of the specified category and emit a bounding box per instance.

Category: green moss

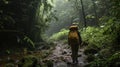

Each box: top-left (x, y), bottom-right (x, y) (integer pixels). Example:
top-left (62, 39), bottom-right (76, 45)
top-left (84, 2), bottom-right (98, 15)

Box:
top-left (5, 63), bottom-right (15, 67)
top-left (49, 29), bottom-right (69, 41)
top-left (107, 52), bottom-right (120, 67)
top-left (86, 58), bottom-right (106, 67)
top-left (86, 54), bottom-right (95, 62)
top-left (18, 55), bottom-right (41, 67)
top-left (98, 48), bottom-right (112, 59)
top-left (84, 44), bottom-right (100, 55)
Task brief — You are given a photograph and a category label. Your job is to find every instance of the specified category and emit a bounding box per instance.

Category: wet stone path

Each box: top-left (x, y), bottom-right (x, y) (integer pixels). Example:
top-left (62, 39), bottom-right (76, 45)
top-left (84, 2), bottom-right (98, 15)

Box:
top-left (46, 42), bottom-right (87, 67)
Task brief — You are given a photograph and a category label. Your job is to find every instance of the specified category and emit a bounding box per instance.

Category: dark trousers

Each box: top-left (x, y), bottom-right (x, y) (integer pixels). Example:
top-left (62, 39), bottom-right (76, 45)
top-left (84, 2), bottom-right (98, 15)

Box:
top-left (71, 44), bottom-right (79, 63)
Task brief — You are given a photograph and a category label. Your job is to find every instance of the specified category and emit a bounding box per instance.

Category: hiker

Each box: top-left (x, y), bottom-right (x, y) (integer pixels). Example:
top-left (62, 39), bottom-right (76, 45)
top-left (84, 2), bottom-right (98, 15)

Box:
top-left (68, 23), bottom-right (82, 64)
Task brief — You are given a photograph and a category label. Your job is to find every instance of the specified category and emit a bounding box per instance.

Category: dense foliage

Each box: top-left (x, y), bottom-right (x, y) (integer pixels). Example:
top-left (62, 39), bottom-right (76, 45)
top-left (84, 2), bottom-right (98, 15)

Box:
top-left (82, 0), bottom-right (120, 66)
top-left (0, 0), bottom-right (54, 51)
top-left (49, 29), bottom-right (69, 42)
top-left (82, 18), bottom-right (120, 66)
top-left (0, 0), bottom-right (120, 66)
top-left (47, 0), bottom-right (120, 67)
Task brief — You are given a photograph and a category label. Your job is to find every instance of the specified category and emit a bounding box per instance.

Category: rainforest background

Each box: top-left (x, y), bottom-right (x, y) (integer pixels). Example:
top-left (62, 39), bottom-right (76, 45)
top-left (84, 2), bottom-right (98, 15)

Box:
top-left (0, 0), bottom-right (119, 67)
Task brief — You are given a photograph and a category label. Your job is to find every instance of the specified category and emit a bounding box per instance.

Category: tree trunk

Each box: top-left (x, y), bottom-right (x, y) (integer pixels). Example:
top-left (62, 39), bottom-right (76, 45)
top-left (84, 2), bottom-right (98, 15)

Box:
top-left (92, 0), bottom-right (99, 26)
top-left (80, 0), bottom-right (87, 27)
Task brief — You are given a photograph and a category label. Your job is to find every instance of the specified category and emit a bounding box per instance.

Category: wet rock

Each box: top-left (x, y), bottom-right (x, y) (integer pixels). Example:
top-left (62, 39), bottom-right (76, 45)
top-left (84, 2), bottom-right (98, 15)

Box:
top-left (46, 59), bottom-right (54, 67)
top-left (69, 51), bottom-right (72, 53)
top-left (62, 56), bottom-right (71, 63)
top-left (78, 54), bottom-right (82, 57)
top-left (79, 50), bottom-right (82, 52)
top-left (66, 61), bottom-right (71, 64)
top-left (5, 63), bottom-right (15, 67)
top-left (15, 60), bottom-right (19, 63)
top-left (0, 59), bottom-right (2, 62)
top-left (62, 51), bottom-right (67, 55)
top-left (45, 41), bottom-right (87, 67)
top-left (18, 56), bottom-right (41, 67)
top-left (55, 62), bottom-right (67, 67)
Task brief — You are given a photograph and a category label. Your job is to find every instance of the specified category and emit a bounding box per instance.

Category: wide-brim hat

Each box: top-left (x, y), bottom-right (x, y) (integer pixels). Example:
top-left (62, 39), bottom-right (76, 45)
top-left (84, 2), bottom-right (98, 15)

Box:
top-left (69, 25), bottom-right (78, 30)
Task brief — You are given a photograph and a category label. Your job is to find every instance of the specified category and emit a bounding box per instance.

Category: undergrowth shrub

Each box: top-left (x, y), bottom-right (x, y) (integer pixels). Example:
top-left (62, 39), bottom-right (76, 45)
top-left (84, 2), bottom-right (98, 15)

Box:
top-left (49, 29), bottom-right (69, 41)
top-left (86, 54), bottom-right (95, 62)
top-left (18, 55), bottom-right (41, 67)
top-left (98, 48), bottom-right (112, 59)
top-left (82, 17), bottom-right (120, 67)
top-left (82, 27), bottom-right (104, 57)
top-left (85, 58), bottom-right (106, 67)
top-left (84, 44), bottom-right (100, 55)
top-left (107, 52), bottom-right (120, 67)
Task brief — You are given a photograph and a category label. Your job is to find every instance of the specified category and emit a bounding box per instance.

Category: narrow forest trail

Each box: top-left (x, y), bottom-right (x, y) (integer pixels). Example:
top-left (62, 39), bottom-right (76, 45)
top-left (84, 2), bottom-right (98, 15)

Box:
top-left (0, 41), bottom-right (87, 67)
top-left (46, 42), bottom-right (87, 67)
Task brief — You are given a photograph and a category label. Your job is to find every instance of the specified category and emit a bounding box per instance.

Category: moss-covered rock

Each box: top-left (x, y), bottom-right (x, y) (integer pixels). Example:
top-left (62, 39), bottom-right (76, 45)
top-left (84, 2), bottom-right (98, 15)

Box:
top-left (85, 58), bottom-right (106, 67)
top-left (86, 54), bottom-right (95, 62)
top-left (5, 63), bottom-right (15, 67)
top-left (107, 52), bottom-right (120, 67)
top-left (18, 55), bottom-right (41, 67)
top-left (84, 44), bottom-right (100, 55)
top-left (98, 48), bottom-right (112, 59)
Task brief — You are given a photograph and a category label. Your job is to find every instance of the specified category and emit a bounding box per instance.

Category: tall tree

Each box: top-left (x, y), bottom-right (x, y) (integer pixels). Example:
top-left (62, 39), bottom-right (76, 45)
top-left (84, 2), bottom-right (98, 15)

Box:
top-left (91, 0), bottom-right (98, 25)
top-left (0, 0), bottom-right (54, 47)
top-left (80, 0), bottom-right (87, 27)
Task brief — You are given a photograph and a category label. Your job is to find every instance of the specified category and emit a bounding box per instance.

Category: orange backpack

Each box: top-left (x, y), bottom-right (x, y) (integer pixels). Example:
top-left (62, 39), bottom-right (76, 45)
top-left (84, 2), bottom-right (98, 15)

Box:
top-left (68, 30), bottom-right (79, 45)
